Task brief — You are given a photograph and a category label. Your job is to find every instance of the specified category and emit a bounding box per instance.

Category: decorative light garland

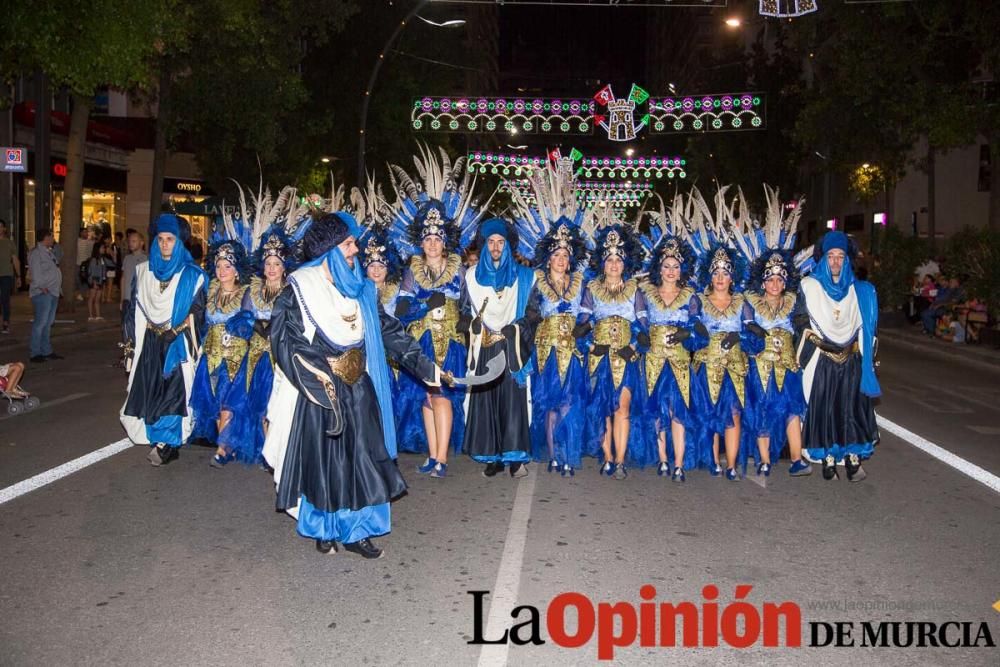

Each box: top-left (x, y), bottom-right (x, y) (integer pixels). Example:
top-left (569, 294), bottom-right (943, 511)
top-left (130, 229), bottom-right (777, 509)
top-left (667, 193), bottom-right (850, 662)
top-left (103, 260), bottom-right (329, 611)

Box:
top-left (415, 89), bottom-right (765, 137)
top-left (649, 93), bottom-right (766, 133)
top-left (578, 155), bottom-right (686, 180)
top-left (759, 0), bottom-right (818, 19)
top-left (498, 178), bottom-right (656, 209)
top-left (411, 97), bottom-right (595, 134)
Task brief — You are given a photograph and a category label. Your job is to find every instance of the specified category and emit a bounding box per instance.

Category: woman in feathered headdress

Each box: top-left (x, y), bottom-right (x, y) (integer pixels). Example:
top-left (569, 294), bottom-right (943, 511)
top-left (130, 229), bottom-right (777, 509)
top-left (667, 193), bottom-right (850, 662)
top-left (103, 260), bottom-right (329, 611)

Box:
top-left (353, 178), bottom-right (403, 316)
top-left (189, 213), bottom-right (256, 466)
top-left (577, 220), bottom-right (654, 478)
top-left (508, 164), bottom-right (591, 476)
top-left (687, 223), bottom-right (753, 481)
top-left (388, 144), bottom-right (488, 477)
top-left (639, 200), bottom-right (699, 481)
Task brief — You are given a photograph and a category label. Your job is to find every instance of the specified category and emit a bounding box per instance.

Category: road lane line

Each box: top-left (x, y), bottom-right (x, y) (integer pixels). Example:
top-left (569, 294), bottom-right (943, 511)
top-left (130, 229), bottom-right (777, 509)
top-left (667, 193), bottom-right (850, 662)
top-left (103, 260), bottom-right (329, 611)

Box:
top-left (877, 414), bottom-right (1000, 494)
top-left (477, 469), bottom-right (538, 667)
top-left (0, 438), bottom-right (132, 506)
top-left (0, 392), bottom-right (90, 422)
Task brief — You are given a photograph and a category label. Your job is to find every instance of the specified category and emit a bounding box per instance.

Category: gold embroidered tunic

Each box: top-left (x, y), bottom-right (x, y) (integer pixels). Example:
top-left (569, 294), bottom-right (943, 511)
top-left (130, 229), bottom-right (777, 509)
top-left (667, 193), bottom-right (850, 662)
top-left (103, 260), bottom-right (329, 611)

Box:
top-left (533, 270), bottom-right (584, 382)
top-left (746, 292), bottom-right (800, 392)
top-left (691, 292), bottom-right (748, 406)
top-left (640, 280), bottom-right (693, 405)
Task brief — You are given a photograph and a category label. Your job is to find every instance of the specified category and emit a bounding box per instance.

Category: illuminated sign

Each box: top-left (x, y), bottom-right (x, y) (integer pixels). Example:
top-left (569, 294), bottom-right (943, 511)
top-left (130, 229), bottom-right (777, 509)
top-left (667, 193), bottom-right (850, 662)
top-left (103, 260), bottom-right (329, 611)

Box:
top-left (176, 182), bottom-right (202, 193)
top-left (2, 147), bottom-right (27, 173)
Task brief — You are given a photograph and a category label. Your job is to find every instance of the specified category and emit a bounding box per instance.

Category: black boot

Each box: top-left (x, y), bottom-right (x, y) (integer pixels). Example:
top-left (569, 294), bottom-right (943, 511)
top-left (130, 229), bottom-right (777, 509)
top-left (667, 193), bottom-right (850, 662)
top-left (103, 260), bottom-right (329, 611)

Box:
top-left (482, 461), bottom-right (504, 478)
top-left (844, 453), bottom-right (867, 482)
top-left (822, 455), bottom-right (838, 481)
top-left (316, 539), bottom-right (337, 555)
top-left (343, 538), bottom-right (384, 559)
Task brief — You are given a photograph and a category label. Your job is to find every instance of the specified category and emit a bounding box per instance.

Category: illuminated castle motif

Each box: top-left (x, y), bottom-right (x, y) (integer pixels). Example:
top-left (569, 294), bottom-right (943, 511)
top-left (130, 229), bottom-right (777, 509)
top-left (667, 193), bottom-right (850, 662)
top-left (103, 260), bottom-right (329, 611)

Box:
top-left (554, 154), bottom-right (575, 178)
top-left (759, 0), bottom-right (817, 18)
top-left (606, 98), bottom-right (638, 142)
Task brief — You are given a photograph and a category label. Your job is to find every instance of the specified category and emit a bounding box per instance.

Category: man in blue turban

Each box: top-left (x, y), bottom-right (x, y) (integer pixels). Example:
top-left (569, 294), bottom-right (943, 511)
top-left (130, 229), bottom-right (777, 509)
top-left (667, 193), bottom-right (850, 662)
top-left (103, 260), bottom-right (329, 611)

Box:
top-left (462, 218), bottom-right (538, 478)
top-left (797, 231), bottom-right (880, 481)
top-left (121, 214), bottom-right (207, 465)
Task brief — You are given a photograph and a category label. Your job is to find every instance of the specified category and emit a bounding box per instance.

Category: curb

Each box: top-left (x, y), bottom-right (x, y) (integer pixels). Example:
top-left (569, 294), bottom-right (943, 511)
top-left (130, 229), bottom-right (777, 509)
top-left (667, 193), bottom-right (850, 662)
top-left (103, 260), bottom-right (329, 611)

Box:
top-left (878, 329), bottom-right (1000, 373)
top-left (0, 322), bottom-right (118, 350)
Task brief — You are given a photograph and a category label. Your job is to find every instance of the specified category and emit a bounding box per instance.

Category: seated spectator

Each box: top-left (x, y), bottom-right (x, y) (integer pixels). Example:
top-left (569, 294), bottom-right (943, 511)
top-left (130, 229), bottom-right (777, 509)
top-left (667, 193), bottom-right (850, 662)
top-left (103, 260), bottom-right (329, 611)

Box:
top-left (909, 275), bottom-right (936, 323)
top-left (0, 360), bottom-right (28, 398)
top-left (935, 310), bottom-right (955, 341)
top-left (921, 275), bottom-right (963, 335)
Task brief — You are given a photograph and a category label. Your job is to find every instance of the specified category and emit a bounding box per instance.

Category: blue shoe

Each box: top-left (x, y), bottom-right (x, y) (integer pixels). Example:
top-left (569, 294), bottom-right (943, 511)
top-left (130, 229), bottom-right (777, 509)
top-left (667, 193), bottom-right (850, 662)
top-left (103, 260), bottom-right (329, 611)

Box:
top-left (430, 462), bottom-right (447, 478)
top-left (417, 457), bottom-right (437, 474)
top-left (709, 464), bottom-right (722, 477)
top-left (600, 461), bottom-right (614, 476)
top-left (561, 464), bottom-right (575, 477)
top-left (210, 452), bottom-right (235, 468)
top-left (657, 461), bottom-right (669, 477)
top-left (672, 466), bottom-right (686, 483)
top-left (757, 462), bottom-right (771, 477)
top-left (789, 459), bottom-right (812, 476)
top-left (547, 460), bottom-right (560, 474)
top-left (725, 467), bottom-right (739, 481)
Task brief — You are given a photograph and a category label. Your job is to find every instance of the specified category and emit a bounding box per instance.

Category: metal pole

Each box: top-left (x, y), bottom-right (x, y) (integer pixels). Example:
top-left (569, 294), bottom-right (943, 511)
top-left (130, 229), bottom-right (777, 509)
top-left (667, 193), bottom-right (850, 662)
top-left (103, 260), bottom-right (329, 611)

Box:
top-left (357, 0), bottom-right (430, 185)
top-left (33, 70), bottom-right (51, 239)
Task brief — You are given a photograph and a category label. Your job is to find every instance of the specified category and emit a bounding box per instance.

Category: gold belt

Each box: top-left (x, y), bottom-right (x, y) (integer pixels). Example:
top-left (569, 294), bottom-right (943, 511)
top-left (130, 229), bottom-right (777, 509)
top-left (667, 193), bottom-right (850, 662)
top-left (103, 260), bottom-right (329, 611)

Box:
top-left (535, 313), bottom-right (579, 379)
top-left (327, 348), bottom-right (365, 385)
top-left (646, 324), bottom-right (691, 403)
top-left (754, 328), bottom-right (798, 392)
top-left (481, 328), bottom-right (507, 347)
top-left (407, 298), bottom-right (461, 364)
top-left (146, 320), bottom-right (188, 336)
top-left (202, 323), bottom-right (248, 377)
top-left (817, 336), bottom-right (860, 364)
top-left (590, 316), bottom-right (633, 388)
top-left (692, 332), bottom-right (748, 406)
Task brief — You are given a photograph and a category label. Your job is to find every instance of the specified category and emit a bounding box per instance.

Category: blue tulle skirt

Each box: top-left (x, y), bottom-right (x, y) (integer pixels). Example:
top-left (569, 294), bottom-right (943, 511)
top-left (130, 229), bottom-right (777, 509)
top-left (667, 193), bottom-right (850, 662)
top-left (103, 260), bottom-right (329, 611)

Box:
top-left (218, 354), bottom-right (273, 464)
top-left (190, 356), bottom-right (248, 446)
top-left (395, 332), bottom-right (466, 455)
top-left (530, 349), bottom-right (587, 468)
top-left (646, 364), bottom-right (697, 469)
top-left (689, 366), bottom-right (744, 469)
top-left (584, 356), bottom-right (655, 468)
top-left (739, 364), bottom-right (806, 468)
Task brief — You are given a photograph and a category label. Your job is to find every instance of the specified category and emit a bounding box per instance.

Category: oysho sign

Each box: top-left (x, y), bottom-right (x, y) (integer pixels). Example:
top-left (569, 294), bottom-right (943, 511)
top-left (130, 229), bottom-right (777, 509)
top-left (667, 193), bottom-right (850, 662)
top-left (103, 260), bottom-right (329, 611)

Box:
top-left (176, 182), bottom-right (202, 193)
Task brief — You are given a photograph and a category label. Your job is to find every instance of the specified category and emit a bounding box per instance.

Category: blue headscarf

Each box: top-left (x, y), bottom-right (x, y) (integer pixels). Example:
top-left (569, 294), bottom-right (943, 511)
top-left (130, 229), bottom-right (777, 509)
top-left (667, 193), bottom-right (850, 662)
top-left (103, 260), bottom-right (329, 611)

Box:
top-left (302, 213), bottom-right (399, 457)
top-left (812, 231), bottom-right (855, 301)
top-left (147, 214), bottom-right (207, 377)
top-left (475, 219), bottom-right (518, 290)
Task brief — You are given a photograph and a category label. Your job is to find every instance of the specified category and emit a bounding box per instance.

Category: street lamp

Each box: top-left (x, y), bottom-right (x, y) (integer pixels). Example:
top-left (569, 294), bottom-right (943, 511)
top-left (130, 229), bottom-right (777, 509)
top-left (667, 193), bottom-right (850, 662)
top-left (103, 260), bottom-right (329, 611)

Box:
top-left (625, 148), bottom-right (635, 157)
top-left (725, 17), bottom-right (742, 28)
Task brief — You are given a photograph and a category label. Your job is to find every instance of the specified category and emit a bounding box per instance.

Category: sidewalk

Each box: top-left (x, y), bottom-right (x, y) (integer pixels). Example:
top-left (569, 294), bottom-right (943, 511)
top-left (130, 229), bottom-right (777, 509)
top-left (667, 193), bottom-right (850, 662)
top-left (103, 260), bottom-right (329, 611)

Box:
top-left (1, 291), bottom-right (120, 352)
top-left (878, 322), bottom-right (1000, 371)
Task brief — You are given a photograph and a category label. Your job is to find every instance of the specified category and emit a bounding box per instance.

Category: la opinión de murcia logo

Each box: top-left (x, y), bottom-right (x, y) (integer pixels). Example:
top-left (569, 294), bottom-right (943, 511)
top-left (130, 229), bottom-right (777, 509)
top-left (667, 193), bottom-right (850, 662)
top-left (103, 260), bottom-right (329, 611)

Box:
top-left (467, 586), bottom-right (996, 660)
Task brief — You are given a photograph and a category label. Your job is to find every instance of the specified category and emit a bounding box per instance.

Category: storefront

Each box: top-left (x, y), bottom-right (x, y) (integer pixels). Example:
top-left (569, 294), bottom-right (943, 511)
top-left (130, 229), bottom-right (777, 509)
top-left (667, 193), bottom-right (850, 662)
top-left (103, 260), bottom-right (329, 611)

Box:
top-left (163, 178), bottom-right (218, 258)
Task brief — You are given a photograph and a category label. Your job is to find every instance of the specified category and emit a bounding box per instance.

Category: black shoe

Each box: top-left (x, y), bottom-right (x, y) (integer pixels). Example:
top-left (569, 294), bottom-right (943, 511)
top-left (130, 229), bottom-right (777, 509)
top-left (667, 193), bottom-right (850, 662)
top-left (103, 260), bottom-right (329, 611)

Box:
top-left (509, 462), bottom-right (527, 478)
top-left (316, 539), bottom-right (338, 555)
top-left (343, 538), bottom-right (383, 559)
top-left (45, 353), bottom-right (65, 360)
top-left (821, 455), bottom-right (838, 481)
top-left (844, 454), bottom-right (867, 482)
top-left (482, 462), bottom-right (504, 478)
top-left (30, 355), bottom-right (46, 363)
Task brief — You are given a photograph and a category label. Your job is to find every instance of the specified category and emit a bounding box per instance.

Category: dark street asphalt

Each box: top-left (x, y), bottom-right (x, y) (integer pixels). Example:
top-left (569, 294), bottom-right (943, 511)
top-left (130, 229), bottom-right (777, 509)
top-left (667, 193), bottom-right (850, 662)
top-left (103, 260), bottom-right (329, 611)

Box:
top-left (1, 329), bottom-right (998, 666)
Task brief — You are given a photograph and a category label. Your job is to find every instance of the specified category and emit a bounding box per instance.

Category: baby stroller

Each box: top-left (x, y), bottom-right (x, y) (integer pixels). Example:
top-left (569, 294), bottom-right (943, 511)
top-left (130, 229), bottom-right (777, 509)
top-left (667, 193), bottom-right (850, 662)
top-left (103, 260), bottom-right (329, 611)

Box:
top-left (1, 362), bottom-right (40, 415)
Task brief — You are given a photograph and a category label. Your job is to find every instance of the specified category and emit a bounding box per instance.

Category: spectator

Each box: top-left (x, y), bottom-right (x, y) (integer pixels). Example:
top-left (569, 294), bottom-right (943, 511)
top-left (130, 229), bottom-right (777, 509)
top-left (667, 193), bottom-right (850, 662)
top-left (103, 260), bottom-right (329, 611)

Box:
top-left (101, 237), bottom-right (117, 303)
top-left (0, 360), bottom-right (28, 398)
top-left (86, 242), bottom-right (107, 321)
top-left (935, 310), bottom-right (957, 342)
top-left (0, 220), bottom-right (22, 334)
top-left (909, 274), bottom-right (937, 324)
top-left (76, 227), bottom-right (94, 302)
top-left (119, 229), bottom-right (146, 329)
top-left (27, 229), bottom-right (63, 363)
top-left (921, 275), bottom-right (963, 335)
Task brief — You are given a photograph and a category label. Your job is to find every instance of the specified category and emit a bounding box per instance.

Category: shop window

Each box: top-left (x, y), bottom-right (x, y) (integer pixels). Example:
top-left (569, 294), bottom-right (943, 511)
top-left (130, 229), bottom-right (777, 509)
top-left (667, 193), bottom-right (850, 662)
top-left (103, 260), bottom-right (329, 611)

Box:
top-left (52, 190), bottom-right (126, 241)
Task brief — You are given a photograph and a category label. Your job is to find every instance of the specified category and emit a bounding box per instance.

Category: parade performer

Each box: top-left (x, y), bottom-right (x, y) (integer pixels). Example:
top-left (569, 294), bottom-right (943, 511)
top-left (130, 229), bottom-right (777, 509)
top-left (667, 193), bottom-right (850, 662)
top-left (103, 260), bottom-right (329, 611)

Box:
top-left (688, 237), bottom-right (752, 481)
top-left (389, 145), bottom-right (487, 478)
top-left (731, 187), bottom-right (812, 477)
top-left (578, 221), bottom-right (653, 479)
top-left (640, 211), bottom-right (697, 482)
top-left (799, 231), bottom-right (880, 481)
top-left (121, 214), bottom-right (207, 466)
top-left (189, 219), bottom-right (256, 467)
top-left (353, 180), bottom-right (403, 317)
top-left (264, 212), bottom-right (448, 558)
top-left (464, 217), bottom-right (538, 477)
top-left (509, 163), bottom-right (590, 477)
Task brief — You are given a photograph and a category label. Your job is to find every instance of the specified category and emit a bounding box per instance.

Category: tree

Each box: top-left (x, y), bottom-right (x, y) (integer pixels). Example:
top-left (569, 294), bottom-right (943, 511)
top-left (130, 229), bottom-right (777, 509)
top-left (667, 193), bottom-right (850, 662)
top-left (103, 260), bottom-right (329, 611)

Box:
top-left (2, 0), bottom-right (168, 310)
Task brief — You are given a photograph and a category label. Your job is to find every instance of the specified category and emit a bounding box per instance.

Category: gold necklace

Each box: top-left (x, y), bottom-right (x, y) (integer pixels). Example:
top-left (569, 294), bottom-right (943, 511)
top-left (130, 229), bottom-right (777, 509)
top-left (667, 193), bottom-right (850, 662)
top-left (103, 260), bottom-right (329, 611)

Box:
top-left (342, 302), bottom-right (359, 330)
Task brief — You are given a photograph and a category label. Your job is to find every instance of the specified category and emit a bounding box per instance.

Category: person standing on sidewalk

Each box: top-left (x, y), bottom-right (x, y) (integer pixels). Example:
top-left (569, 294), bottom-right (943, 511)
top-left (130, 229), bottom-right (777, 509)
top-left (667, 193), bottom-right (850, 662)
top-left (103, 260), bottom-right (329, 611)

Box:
top-left (119, 229), bottom-right (146, 334)
top-left (0, 220), bottom-right (22, 334)
top-left (26, 229), bottom-right (62, 362)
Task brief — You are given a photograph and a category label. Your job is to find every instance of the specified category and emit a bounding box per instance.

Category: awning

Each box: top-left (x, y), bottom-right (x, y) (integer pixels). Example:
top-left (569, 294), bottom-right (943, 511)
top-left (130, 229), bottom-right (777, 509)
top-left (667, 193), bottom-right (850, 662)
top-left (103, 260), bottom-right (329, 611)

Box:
top-left (171, 197), bottom-right (235, 217)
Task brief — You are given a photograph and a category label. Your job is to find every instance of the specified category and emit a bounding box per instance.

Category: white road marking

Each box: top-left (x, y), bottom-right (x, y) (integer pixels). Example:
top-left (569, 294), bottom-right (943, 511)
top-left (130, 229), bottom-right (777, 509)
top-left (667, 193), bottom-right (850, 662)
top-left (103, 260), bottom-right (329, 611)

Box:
top-left (0, 438), bottom-right (133, 506)
top-left (0, 392), bottom-right (90, 422)
top-left (477, 468), bottom-right (538, 667)
top-left (747, 471), bottom-right (767, 488)
top-left (877, 414), bottom-right (1000, 494)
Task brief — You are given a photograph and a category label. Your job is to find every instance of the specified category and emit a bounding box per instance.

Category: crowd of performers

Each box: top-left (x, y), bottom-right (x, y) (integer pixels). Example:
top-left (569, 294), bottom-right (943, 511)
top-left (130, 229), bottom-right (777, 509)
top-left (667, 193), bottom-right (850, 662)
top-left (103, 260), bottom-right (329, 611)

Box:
top-left (120, 146), bottom-right (881, 558)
